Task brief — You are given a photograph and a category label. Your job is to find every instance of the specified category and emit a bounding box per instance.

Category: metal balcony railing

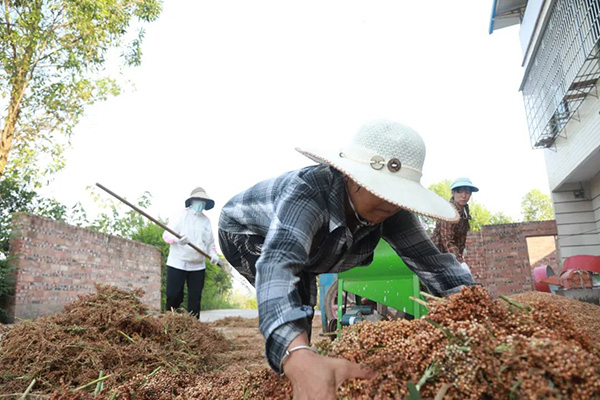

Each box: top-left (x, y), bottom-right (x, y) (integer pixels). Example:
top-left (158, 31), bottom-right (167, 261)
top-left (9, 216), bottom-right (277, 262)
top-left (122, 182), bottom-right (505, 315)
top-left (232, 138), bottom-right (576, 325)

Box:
top-left (521, 0), bottom-right (600, 149)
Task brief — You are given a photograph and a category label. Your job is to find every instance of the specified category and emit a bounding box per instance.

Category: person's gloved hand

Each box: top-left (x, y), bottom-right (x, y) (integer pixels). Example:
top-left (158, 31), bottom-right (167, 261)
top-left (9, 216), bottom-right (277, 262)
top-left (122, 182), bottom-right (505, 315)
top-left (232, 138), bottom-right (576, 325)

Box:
top-left (210, 255), bottom-right (220, 265)
top-left (176, 235), bottom-right (190, 246)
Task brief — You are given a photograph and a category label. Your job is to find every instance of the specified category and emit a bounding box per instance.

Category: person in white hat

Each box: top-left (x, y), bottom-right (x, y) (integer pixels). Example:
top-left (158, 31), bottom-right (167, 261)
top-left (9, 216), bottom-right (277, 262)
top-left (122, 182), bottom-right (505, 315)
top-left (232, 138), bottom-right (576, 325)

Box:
top-left (218, 119), bottom-right (475, 398)
top-left (162, 187), bottom-right (221, 319)
top-left (431, 177), bottom-right (479, 271)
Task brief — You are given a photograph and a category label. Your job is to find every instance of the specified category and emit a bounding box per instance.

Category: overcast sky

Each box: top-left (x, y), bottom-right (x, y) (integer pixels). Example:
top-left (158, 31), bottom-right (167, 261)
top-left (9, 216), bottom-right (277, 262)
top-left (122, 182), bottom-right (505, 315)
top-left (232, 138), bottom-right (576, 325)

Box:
top-left (44, 0), bottom-right (549, 230)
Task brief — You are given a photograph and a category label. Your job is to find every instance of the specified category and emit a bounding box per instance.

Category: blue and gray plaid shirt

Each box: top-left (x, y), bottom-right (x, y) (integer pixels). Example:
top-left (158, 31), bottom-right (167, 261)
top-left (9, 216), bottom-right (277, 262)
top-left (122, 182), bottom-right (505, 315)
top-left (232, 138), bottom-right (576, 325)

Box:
top-left (219, 164), bottom-right (474, 373)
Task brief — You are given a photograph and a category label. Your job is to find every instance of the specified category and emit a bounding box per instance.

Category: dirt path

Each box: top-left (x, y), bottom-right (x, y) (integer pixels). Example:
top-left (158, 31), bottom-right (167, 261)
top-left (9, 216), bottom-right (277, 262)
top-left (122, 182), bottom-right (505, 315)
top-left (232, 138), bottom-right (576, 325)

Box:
top-left (207, 314), bottom-right (328, 376)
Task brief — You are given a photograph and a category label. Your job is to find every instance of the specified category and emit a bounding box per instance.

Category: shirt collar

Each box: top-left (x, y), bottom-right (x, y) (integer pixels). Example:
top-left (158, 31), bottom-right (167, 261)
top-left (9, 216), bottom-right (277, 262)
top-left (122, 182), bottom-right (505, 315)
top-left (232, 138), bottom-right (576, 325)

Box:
top-left (325, 168), bottom-right (379, 234)
top-left (326, 168), bottom-right (349, 232)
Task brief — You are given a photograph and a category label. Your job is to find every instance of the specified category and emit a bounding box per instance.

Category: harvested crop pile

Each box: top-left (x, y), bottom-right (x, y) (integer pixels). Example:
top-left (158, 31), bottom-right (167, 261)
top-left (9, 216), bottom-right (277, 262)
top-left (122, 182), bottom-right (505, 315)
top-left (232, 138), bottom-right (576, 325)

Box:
top-left (0, 284), bottom-right (230, 397)
top-left (512, 290), bottom-right (600, 338)
top-left (0, 323), bottom-right (8, 341)
top-left (182, 369), bottom-right (292, 400)
top-left (326, 286), bottom-right (600, 399)
top-left (184, 286), bottom-right (600, 400)
top-left (5, 285), bottom-right (600, 399)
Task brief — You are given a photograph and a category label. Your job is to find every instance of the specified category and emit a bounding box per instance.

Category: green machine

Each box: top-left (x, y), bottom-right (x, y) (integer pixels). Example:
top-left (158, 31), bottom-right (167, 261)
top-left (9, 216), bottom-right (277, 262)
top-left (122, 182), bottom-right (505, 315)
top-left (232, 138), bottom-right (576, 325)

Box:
top-left (320, 240), bottom-right (426, 333)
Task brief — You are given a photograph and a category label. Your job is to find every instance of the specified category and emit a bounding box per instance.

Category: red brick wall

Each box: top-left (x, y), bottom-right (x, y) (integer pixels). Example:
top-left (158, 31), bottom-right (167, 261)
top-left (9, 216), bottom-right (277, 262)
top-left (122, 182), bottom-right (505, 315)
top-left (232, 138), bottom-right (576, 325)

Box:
top-left (465, 220), bottom-right (558, 297)
top-left (6, 213), bottom-right (162, 322)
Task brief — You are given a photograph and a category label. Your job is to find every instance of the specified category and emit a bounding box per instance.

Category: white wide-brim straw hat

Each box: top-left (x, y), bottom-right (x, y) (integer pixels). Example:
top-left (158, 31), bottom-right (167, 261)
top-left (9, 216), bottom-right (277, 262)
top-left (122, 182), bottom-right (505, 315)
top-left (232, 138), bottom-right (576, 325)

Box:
top-left (296, 119), bottom-right (459, 222)
top-left (185, 187), bottom-right (215, 210)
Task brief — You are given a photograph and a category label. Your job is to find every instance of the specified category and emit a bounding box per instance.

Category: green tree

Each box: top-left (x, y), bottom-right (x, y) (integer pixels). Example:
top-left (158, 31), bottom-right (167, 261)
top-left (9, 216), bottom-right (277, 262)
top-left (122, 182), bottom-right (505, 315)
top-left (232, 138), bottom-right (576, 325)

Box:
top-left (521, 189), bottom-right (554, 221)
top-left (0, 0), bottom-right (162, 180)
top-left (87, 189), bottom-right (153, 237)
top-left (428, 179), bottom-right (452, 201)
top-left (468, 203), bottom-right (492, 232)
top-left (0, 175), bottom-right (67, 251)
top-left (489, 211), bottom-right (514, 225)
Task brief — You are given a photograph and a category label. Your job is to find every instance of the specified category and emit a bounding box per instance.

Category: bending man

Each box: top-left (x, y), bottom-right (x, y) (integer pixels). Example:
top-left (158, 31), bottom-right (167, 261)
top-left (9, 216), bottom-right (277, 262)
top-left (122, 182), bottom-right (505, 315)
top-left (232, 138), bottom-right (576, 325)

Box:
top-left (218, 120), bottom-right (475, 398)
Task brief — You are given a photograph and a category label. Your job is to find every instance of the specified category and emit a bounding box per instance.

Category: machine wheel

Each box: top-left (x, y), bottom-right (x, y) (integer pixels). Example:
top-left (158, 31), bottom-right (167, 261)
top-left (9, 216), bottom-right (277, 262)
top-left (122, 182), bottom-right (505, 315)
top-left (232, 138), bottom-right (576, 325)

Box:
top-left (326, 318), bottom-right (338, 336)
top-left (323, 279), bottom-right (358, 321)
top-left (323, 281), bottom-right (339, 321)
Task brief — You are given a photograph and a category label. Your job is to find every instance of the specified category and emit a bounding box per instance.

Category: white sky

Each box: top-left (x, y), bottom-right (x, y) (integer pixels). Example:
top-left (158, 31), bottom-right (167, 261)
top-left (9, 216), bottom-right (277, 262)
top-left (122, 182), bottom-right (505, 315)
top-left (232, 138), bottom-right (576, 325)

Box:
top-left (44, 0), bottom-right (550, 226)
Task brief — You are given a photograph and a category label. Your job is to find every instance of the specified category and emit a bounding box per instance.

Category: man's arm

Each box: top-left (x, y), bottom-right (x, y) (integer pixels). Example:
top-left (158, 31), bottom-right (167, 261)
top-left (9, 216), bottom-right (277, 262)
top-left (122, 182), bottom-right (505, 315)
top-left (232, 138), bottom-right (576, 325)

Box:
top-left (382, 210), bottom-right (474, 297)
top-left (254, 180), bottom-right (327, 373)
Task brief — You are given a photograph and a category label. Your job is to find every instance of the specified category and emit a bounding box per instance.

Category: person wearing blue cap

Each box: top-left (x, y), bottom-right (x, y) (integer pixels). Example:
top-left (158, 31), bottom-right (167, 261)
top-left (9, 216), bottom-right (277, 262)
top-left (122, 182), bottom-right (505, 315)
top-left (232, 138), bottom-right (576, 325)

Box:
top-left (431, 178), bottom-right (479, 269)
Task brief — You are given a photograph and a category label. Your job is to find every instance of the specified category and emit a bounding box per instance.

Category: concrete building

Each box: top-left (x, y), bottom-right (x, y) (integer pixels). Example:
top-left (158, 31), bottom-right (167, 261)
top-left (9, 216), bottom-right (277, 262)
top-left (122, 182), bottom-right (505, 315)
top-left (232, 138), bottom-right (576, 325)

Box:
top-left (490, 0), bottom-right (600, 261)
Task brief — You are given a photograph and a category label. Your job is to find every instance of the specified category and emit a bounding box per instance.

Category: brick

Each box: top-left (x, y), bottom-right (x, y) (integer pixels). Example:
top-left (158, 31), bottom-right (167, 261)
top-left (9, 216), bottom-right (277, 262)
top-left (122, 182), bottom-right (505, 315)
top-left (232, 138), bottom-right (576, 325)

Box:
top-left (7, 214), bottom-right (161, 322)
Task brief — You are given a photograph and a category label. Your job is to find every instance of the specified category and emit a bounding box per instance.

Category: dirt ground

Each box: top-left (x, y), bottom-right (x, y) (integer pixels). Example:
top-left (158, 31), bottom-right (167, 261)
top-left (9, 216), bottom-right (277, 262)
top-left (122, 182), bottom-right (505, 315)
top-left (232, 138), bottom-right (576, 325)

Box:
top-left (3, 286), bottom-right (600, 399)
top-left (207, 314), bottom-right (328, 375)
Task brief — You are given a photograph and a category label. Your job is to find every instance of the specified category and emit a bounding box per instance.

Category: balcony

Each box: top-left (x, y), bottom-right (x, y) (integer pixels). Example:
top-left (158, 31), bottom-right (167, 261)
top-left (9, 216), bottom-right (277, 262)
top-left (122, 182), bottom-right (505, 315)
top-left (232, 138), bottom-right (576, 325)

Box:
top-left (521, 0), bottom-right (600, 149)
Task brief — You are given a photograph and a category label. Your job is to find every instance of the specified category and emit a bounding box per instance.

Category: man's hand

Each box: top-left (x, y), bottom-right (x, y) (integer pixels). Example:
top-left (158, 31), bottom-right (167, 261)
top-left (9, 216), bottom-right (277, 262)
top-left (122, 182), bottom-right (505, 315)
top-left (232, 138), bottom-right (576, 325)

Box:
top-left (283, 334), bottom-right (376, 400)
top-left (210, 255), bottom-right (220, 265)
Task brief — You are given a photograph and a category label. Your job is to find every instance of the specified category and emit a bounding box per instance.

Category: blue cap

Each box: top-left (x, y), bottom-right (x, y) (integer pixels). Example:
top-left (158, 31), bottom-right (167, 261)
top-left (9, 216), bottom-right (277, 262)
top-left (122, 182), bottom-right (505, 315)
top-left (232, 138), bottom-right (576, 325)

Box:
top-left (451, 177), bottom-right (479, 192)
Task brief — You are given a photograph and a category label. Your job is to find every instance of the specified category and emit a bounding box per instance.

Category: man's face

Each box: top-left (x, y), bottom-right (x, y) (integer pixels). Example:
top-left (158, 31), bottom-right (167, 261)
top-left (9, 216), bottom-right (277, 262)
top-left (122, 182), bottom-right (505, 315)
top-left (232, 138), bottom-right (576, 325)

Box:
top-left (347, 180), bottom-right (401, 224)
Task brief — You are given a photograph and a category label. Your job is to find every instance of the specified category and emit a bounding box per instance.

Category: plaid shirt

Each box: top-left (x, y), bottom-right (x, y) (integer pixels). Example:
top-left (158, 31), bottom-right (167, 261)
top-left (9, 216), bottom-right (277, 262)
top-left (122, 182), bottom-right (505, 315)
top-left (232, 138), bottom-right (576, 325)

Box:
top-left (430, 200), bottom-right (470, 263)
top-left (219, 164), bottom-right (474, 373)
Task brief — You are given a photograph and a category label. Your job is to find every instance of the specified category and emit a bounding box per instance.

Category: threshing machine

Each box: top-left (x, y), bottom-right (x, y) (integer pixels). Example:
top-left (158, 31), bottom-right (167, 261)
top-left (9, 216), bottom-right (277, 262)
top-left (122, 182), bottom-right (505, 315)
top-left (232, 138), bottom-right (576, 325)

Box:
top-left (319, 240), bottom-right (427, 334)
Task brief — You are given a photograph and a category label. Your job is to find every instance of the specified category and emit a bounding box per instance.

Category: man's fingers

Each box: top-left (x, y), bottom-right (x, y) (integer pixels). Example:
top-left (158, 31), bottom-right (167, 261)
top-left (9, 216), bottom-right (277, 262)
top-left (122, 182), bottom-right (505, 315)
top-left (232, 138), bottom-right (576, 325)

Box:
top-left (335, 359), bottom-right (377, 386)
top-left (349, 364), bottom-right (377, 380)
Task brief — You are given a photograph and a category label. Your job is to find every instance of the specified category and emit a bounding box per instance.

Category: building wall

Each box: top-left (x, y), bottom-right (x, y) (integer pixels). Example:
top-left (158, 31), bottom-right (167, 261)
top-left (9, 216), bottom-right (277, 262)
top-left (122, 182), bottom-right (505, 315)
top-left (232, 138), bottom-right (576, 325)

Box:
top-left (552, 177), bottom-right (600, 259)
top-left (593, 172), bottom-right (600, 240)
top-left (465, 220), bottom-right (558, 297)
top-left (6, 213), bottom-right (162, 322)
top-left (546, 85), bottom-right (600, 259)
top-left (544, 81), bottom-right (600, 192)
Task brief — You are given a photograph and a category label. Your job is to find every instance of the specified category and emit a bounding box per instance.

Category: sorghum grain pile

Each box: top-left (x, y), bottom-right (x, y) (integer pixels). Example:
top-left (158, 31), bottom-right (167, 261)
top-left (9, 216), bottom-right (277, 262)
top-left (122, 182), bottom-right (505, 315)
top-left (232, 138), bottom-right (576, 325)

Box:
top-left (0, 284), bottom-right (230, 396)
top-left (512, 290), bottom-right (600, 338)
top-left (326, 286), bottom-right (600, 399)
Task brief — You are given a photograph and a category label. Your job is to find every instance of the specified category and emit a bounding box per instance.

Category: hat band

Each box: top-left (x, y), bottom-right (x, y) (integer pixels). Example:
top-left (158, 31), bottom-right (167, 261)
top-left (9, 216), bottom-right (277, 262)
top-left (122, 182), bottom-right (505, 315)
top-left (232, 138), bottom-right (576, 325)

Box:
top-left (338, 146), bottom-right (422, 182)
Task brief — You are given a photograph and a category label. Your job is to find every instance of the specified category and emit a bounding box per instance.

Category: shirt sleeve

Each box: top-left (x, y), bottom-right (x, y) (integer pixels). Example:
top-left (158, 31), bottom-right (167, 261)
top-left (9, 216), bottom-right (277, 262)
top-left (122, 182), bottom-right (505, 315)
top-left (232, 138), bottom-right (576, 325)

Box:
top-left (162, 210), bottom-right (183, 244)
top-left (382, 210), bottom-right (474, 297)
top-left (437, 219), bottom-right (463, 262)
top-left (204, 216), bottom-right (218, 259)
top-left (254, 179), bottom-right (327, 374)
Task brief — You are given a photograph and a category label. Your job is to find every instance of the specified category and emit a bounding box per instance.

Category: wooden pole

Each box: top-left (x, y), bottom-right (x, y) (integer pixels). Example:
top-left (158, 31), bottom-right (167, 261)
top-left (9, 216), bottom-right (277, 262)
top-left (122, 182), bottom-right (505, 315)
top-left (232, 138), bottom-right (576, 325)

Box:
top-left (95, 183), bottom-right (211, 258)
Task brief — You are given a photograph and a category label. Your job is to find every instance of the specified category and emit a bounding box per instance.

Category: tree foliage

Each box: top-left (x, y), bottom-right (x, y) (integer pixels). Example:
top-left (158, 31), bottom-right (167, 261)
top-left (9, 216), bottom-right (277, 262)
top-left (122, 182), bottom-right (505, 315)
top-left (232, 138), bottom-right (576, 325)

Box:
top-left (0, 175), bottom-right (67, 251)
top-left (521, 189), bottom-right (554, 222)
top-left (428, 179), bottom-right (452, 202)
top-left (0, 0), bottom-right (162, 181)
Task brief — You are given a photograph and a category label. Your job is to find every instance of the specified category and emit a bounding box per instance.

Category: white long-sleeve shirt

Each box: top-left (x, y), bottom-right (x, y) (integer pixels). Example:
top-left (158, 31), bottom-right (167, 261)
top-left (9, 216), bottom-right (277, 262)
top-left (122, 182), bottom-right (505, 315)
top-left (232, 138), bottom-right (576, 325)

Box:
top-left (162, 208), bottom-right (218, 271)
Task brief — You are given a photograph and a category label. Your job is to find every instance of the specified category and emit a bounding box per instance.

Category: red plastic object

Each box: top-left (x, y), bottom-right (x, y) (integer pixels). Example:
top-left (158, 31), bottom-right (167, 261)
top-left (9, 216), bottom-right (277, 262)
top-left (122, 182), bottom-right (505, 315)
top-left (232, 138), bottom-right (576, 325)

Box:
top-left (559, 269), bottom-right (594, 289)
top-left (533, 265), bottom-right (556, 292)
top-left (563, 255), bottom-right (600, 274)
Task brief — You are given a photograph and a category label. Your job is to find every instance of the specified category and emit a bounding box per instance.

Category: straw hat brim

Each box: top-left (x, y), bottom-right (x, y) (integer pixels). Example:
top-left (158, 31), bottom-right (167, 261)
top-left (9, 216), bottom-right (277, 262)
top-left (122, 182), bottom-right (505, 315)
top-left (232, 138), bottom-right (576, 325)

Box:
top-left (185, 197), bottom-right (215, 210)
top-left (296, 147), bottom-right (459, 222)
